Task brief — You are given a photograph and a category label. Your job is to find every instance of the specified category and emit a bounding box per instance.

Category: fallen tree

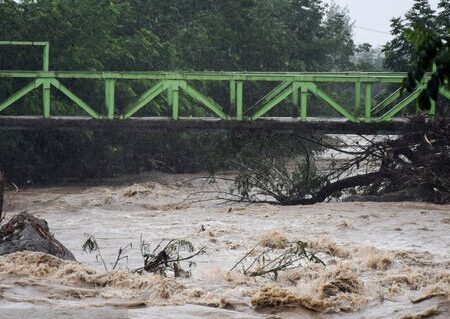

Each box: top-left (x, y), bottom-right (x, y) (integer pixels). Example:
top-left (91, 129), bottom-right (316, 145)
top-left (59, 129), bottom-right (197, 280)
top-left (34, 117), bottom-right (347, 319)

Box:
top-left (205, 117), bottom-right (449, 205)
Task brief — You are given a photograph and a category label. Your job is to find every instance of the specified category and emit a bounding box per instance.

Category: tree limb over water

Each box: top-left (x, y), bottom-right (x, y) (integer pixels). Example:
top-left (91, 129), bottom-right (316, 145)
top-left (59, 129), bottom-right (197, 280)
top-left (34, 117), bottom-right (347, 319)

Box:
top-left (192, 118), bottom-right (449, 205)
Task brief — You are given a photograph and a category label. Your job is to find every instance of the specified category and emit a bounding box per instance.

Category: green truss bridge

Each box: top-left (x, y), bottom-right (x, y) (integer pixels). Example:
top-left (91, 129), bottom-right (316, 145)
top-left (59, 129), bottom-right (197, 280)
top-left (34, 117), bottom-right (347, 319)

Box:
top-left (1, 41), bottom-right (449, 134)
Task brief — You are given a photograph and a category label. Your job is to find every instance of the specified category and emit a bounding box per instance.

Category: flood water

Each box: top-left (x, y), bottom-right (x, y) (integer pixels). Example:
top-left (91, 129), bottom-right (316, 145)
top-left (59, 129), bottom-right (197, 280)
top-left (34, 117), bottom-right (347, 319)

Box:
top-left (0, 172), bottom-right (449, 318)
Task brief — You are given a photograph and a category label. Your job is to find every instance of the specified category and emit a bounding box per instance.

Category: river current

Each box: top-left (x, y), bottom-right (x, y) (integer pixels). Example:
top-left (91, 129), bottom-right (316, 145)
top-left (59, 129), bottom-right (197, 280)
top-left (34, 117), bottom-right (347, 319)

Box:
top-left (0, 172), bottom-right (448, 318)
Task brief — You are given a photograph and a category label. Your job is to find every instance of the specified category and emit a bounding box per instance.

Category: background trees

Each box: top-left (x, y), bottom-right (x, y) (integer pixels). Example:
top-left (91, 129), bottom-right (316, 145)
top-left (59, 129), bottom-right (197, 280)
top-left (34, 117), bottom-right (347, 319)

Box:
top-left (383, 0), bottom-right (448, 72)
top-left (0, 0), bottom-right (448, 184)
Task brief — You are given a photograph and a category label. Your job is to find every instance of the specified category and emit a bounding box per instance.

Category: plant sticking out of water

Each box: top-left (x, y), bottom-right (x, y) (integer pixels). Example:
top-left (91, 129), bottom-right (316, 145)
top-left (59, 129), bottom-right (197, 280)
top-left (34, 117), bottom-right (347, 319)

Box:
top-left (82, 233), bottom-right (205, 277)
top-left (133, 235), bottom-right (206, 277)
top-left (82, 233), bottom-right (132, 272)
top-left (231, 240), bottom-right (325, 281)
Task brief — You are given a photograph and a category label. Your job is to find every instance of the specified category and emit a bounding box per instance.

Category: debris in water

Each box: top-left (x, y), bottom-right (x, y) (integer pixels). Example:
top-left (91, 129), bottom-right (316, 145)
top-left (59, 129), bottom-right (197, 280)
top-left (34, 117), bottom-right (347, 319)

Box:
top-left (0, 212), bottom-right (75, 261)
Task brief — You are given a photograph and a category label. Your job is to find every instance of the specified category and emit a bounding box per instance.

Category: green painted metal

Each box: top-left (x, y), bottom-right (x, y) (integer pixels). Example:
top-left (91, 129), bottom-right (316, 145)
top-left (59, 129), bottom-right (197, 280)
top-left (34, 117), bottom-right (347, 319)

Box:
top-left (0, 41), bottom-right (49, 71)
top-left (105, 79), bottom-right (115, 119)
top-left (122, 81), bottom-right (165, 119)
top-left (303, 83), bottom-right (357, 122)
top-left (182, 82), bottom-right (228, 120)
top-left (262, 81), bottom-right (292, 104)
top-left (365, 83), bottom-right (372, 123)
top-left (252, 85), bottom-right (293, 120)
top-left (43, 80), bottom-right (51, 118)
top-left (50, 79), bottom-right (101, 119)
top-left (372, 88), bottom-right (402, 115)
top-left (171, 82), bottom-right (180, 120)
top-left (1, 41), bottom-right (450, 124)
top-left (354, 80), bottom-right (361, 115)
top-left (0, 79), bottom-right (42, 113)
top-left (380, 87), bottom-right (423, 121)
top-left (236, 81), bottom-right (244, 120)
top-left (300, 85), bottom-right (308, 122)
top-left (292, 82), bottom-right (299, 118)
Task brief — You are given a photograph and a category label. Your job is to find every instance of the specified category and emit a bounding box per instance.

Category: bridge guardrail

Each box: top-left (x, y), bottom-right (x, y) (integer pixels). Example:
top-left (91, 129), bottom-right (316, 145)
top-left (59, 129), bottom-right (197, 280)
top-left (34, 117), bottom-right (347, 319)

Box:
top-left (1, 42), bottom-right (449, 123)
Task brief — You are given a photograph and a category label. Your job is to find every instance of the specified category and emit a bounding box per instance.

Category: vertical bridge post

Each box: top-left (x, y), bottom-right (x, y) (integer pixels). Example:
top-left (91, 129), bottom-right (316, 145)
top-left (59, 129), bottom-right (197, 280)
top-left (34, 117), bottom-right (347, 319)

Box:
top-left (43, 80), bottom-right (51, 118)
top-left (236, 81), bottom-right (243, 120)
top-left (171, 81), bottom-right (180, 120)
top-left (230, 80), bottom-right (236, 116)
top-left (365, 83), bottom-right (372, 123)
top-left (355, 80), bottom-right (361, 118)
top-left (105, 79), bottom-right (115, 119)
top-left (292, 82), bottom-right (299, 118)
top-left (300, 85), bottom-right (308, 122)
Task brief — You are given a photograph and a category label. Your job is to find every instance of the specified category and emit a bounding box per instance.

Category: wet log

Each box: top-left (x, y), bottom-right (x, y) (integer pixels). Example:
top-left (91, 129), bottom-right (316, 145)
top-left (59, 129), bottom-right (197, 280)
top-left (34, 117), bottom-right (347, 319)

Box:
top-left (344, 186), bottom-right (436, 203)
top-left (0, 212), bottom-right (76, 261)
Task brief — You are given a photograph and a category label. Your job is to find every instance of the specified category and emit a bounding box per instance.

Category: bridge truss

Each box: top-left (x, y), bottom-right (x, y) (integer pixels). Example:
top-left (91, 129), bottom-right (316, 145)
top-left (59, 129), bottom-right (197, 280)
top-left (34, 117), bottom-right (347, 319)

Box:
top-left (1, 41), bottom-right (449, 130)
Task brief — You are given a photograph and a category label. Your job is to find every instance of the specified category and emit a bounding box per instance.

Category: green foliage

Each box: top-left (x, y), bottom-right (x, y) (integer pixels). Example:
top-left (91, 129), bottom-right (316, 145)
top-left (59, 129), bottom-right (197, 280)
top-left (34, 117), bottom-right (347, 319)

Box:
top-left (403, 26), bottom-right (449, 110)
top-left (0, 0), bottom-right (377, 183)
top-left (383, 0), bottom-right (448, 71)
top-left (231, 239), bottom-right (325, 280)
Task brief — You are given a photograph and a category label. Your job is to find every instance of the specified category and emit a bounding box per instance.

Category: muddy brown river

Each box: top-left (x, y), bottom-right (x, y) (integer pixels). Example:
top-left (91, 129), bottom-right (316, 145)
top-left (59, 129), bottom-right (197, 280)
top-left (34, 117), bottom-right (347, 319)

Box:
top-left (0, 172), bottom-right (449, 318)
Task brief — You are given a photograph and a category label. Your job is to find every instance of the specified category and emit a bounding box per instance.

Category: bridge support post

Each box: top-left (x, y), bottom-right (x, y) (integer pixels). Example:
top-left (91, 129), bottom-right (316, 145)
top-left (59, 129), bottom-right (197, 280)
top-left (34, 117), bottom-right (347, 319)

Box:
top-left (105, 79), bottom-right (115, 119)
top-left (355, 80), bottom-right (361, 117)
top-left (171, 82), bottom-right (179, 120)
top-left (236, 81), bottom-right (243, 120)
top-left (300, 85), bottom-right (308, 122)
top-left (43, 80), bottom-right (51, 118)
top-left (365, 83), bottom-right (372, 123)
top-left (292, 83), bottom-right (299, 118)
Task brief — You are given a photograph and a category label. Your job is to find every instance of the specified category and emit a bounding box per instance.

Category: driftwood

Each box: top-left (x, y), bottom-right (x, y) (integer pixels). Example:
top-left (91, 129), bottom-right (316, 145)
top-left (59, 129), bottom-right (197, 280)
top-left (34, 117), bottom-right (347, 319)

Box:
top-left (0, 212), bottom-right (76, 261)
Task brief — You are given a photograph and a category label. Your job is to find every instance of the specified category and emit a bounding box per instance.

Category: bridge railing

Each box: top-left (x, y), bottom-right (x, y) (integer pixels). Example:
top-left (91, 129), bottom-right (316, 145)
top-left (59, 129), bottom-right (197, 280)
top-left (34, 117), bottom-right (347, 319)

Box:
top-left (1, 42), bottom-right (449, 123)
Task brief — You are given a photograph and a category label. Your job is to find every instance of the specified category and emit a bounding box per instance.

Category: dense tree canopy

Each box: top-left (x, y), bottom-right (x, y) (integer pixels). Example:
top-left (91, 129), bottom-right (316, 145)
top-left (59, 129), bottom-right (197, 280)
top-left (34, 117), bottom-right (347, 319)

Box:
top-left (0, 0), bottom-right (357, 72)
top-left (383, 0), bottom-right (449, 71)
top-left (0, 0), bottom-right (446, 184)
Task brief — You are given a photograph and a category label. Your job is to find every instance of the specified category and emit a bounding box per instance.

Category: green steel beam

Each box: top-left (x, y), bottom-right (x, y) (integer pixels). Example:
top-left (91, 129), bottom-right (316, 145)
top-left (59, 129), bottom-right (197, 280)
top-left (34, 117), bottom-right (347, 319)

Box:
top-left (181, 82), bottom-right (228, 120)
top-left (171, 81), bottom-right (180, 120)
top-left (105, 79), bottom-right (115, 119)
top-left (252, 86), bottom-right (293, 120)
top-left (354, 80), bottom-right (361, 116)
top-left (372, 88), bottom-right (402, 115)
top-left (0, 41), bottom-right (49, 71)
top-left (49, 79), bottom-right (100, 119)
top-left (292, 82), bottom-right (299, 118)
top-left (122, 81), bottom-right (165, 119)
top-left (236, 81), bottom-right (243, 120)
top-left (365, 83), bottom-right (372, 123)
top-left (0, 79), bottom-right (42, 113)
top-left (303, 83), bottom-right (357, 122)
top-left (0, 71), bottom-right (410, 83)
top-left (43, 80), bottom-right (51, 118)
top-left (300, 85), bottom-right (308, 122)
top-left (262, 81), bottom-right (292, 104)
top-left (380, 87), bottom-right (423, 121)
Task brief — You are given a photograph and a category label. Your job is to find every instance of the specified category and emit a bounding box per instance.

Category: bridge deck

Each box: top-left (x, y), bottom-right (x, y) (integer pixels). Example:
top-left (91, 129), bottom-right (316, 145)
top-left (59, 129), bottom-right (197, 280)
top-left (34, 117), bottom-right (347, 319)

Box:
top-left (0, 116), bottom-right (424, 134)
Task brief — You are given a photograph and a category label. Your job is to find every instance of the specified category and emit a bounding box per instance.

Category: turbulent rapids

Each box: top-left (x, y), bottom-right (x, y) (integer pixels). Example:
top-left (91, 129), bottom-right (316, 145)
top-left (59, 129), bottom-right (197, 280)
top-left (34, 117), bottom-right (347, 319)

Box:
top-left (0, 173), bottom-right (449, 318)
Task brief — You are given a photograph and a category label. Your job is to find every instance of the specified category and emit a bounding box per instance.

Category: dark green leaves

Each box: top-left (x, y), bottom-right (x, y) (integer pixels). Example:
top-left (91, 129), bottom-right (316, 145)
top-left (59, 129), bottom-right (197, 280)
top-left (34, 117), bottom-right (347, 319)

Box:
top-left (403, 24), bottom-right (449, 110)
